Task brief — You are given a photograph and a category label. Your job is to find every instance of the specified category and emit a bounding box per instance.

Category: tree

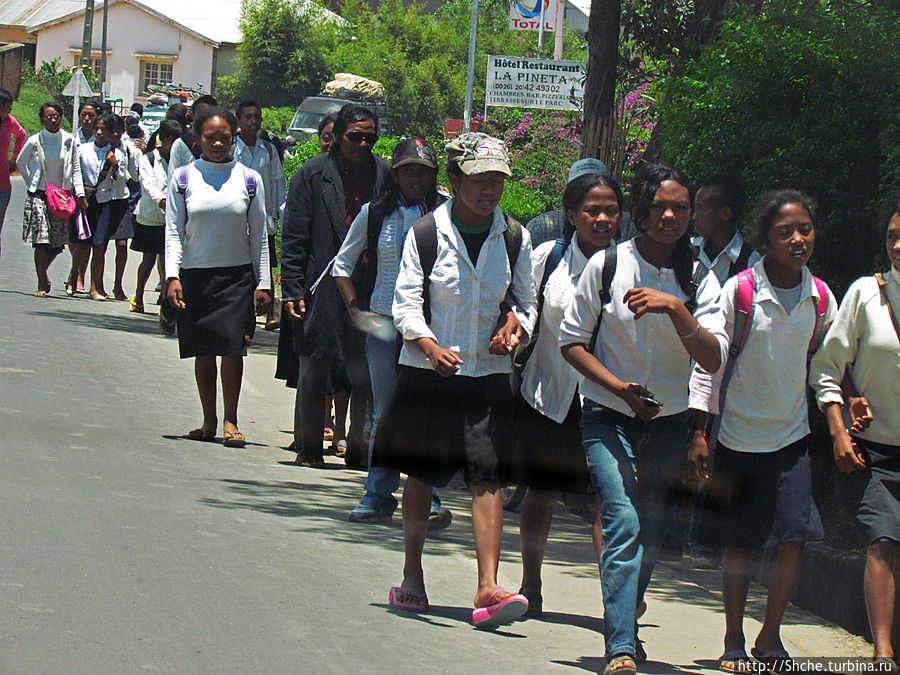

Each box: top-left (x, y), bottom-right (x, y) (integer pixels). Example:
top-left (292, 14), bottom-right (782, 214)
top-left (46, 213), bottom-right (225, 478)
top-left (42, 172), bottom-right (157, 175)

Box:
top-left (657, 0), bottom-right (900, 291)
top-left (218, 0), bottom-right (337, 107)
top-left (580, 0), bottom-right (620, 161)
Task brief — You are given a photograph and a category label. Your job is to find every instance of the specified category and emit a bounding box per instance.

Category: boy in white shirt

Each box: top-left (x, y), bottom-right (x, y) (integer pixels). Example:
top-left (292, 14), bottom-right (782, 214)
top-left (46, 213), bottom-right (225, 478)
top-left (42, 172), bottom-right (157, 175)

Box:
top-left (692, 174), bottom-right (760, 285)
top-left (234, 100), bottom-right (286, 332)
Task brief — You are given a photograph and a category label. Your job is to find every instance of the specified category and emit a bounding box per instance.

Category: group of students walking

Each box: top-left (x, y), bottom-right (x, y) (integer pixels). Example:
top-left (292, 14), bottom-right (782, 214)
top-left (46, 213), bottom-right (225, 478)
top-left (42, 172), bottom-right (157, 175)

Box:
top-left (4, 92), bottom-right (899, 673)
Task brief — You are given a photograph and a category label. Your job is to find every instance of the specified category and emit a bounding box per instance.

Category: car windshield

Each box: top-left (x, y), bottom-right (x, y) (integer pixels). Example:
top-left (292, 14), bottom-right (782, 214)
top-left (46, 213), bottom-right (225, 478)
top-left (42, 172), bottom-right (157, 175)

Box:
top-left (289, 110), bottom-right (327, 132)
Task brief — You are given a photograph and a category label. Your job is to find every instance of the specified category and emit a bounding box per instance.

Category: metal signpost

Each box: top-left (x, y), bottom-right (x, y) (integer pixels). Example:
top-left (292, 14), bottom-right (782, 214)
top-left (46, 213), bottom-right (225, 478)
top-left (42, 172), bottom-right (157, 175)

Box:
top-left (63, 69), bottom-right (95, 132)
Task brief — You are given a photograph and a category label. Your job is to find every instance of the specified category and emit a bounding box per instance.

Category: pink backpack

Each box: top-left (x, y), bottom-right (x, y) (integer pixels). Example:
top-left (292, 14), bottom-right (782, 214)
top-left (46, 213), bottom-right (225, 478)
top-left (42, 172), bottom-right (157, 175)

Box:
top-left (707, 268), bottom-right (829, 449)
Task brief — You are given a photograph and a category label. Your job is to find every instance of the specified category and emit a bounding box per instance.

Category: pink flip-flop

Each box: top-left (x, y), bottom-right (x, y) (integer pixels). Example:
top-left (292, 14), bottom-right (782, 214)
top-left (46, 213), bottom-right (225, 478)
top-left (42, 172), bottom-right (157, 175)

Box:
top-left (472, 590), bottom-right (528, 628)
top-left (388, 586), bottom-right (429, 612)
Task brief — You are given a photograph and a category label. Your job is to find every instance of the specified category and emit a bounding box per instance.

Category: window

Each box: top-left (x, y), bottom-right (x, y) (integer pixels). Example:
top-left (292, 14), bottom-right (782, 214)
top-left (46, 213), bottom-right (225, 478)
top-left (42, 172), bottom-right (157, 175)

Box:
top-left (74, 56), bottom-right (102, 79)
top-left (140, 61), bottom-right (173, 91)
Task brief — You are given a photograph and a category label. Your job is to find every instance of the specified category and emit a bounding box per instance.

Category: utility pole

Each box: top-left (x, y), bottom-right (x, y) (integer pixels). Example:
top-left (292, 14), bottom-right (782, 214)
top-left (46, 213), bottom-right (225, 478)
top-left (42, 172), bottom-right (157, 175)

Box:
top-left (99, 0), bottom-right (109, 99)
top-left (580, 0), bottom-right (620, 161)
top-left (463, 0), bottom-right (479, 132)
top-left (80, 0), bottom-right (94, 68)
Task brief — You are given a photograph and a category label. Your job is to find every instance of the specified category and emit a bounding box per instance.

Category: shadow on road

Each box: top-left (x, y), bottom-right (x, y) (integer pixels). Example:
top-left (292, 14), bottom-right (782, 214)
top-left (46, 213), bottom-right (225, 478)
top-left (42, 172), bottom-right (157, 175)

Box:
top-left (28, 307), bottom-right (168, 337)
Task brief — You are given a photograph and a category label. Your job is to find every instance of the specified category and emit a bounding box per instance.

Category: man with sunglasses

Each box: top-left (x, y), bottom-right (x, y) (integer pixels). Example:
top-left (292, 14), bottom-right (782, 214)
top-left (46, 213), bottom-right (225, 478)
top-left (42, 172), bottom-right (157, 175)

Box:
top-left (281, 104), bottom-right (389, 469)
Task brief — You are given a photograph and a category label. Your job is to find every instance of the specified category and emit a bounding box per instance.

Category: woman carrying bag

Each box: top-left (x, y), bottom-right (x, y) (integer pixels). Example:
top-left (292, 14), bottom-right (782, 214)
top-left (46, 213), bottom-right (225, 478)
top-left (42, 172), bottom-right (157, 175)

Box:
top-left (16, 102), bottom-right (85, 296)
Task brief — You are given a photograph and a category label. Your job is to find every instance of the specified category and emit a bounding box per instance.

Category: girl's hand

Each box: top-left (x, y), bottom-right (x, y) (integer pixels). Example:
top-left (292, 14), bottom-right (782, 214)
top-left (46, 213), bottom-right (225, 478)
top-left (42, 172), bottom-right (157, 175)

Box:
top-left (254, 289), bottom-right (273, 315)
top-left (832, 428), bottom-right (867, 473)
top-left (418, 337), bottom-right (463, 377)
top-left (618, 382), bottom-right (662, 421)
top-left (76, 196), bottom-right (89, 212)
top-left (848, 396), bottom-right (874, 433)
top-left (623, 287), bottom-right (678, 319)
top-left (489, 310), bottom-right (522, 355)
top-left (687, 430), bottom-right (712, 482)
top-left (167, 278), bottom-right (185, 309)
top-left (284, 299), bottom-right (305, 320)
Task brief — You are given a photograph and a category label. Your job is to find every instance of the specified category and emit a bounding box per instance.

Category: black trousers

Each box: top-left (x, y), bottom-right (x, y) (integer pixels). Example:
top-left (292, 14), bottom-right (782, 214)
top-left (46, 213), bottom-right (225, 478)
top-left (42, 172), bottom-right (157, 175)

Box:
top-left (293, 322), bottom-right (372, 462)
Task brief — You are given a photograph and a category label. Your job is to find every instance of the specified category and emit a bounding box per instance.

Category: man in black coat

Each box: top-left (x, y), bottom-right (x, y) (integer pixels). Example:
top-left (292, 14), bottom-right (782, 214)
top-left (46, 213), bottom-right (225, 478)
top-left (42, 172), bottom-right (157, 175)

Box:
top-left (281, 104), bottom-right (389, 467)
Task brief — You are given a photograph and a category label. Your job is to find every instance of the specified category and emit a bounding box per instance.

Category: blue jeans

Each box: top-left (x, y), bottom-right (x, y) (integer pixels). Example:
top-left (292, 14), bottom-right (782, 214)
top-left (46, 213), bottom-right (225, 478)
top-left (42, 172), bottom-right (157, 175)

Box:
top-left (581, 402), bottom-right (688, 658)
top-left (360, 330), bottom-right (441, 514)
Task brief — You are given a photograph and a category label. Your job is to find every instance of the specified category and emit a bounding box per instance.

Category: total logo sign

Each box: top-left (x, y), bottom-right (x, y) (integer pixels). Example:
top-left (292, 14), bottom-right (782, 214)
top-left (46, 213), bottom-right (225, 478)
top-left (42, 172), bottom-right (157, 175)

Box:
top-left (509, 0), bottom-right (558, 31)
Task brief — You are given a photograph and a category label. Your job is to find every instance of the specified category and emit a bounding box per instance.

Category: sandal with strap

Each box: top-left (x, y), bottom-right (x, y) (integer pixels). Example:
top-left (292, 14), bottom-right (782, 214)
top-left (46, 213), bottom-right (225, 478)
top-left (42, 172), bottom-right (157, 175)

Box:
top-left (603, 654), bottom-right (637, 675)
top-left (129, 297), bottom-right (144, 313)
top-left (719, 650), bottom-right (754, 673)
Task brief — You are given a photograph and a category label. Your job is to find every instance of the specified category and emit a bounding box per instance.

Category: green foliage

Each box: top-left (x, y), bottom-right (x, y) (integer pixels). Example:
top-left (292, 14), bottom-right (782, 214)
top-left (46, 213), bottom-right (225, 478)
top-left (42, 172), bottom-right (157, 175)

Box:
top-left (20, 60), bottom-right (98, 130)
top-left (261, 107), bottom-right (295, 134)
top-left (221, 0), bottom-right (336, 108)
top-left (231, 0), bottom-right (585, 137)
top-left (16, 73), bottom-right (62, 136)
top-left (281, 132), bottom-right (543, 223)
top-left (657, 0), bottom-right (900, 292)
top-left (480, 108), bottom-right (581, 213)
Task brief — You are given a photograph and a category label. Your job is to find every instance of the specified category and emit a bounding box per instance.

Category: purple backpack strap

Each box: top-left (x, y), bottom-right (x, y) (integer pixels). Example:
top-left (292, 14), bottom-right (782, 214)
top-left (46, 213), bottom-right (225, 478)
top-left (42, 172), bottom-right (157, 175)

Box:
top-left (174, 164), bottom-right (190, 194)
top-left (808, 275), bottom-right (829, 355)
top-left (239, 163), bottom-right (257, 200)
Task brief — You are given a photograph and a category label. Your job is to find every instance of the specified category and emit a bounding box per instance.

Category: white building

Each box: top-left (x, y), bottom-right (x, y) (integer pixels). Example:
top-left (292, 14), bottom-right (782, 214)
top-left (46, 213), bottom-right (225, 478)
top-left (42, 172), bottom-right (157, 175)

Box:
top-left (24, 0), bottom-right (339, 107)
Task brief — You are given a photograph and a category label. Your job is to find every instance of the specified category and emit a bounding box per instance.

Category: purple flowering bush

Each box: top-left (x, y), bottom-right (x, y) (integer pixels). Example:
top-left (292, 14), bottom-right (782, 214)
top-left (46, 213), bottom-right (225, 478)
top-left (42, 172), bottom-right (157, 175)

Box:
top-left (478, 108), bottom-right (582, 221)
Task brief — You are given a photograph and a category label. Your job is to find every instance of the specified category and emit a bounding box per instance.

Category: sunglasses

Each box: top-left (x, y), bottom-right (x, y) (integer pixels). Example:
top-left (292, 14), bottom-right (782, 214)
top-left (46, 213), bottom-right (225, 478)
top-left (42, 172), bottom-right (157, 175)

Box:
top-left (345, 131), bottom-right (378, 145)
top-left (44, 114), bottom-right (62, 121)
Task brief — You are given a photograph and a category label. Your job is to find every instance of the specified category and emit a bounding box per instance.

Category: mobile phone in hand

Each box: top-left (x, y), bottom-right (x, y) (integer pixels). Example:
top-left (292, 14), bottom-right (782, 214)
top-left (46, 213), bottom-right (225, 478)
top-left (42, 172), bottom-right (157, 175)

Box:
top-left (639, 394), bottom-right (662, 408)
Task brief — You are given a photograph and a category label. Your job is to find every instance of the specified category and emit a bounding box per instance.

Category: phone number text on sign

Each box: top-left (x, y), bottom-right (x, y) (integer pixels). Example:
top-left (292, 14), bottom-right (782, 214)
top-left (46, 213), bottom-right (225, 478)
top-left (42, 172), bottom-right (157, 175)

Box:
top-left (486, 56), bottom-right (585, 111)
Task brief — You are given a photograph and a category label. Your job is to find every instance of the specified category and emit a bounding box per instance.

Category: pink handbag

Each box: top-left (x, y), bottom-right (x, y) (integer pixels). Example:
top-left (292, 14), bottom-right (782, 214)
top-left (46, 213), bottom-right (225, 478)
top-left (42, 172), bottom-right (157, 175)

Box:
top-left (35, 137), bottom-right (77, 219)
top-left (45, 185), bottom-right (77, 220)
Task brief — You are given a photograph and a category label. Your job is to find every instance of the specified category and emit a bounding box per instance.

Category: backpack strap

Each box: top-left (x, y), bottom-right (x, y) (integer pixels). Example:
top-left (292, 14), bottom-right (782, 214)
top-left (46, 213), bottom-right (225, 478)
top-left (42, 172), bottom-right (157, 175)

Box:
top-left (174, 164), bottom-right (190, 194)
top-left (707, 268), bottom-right (756, 450)
top-left (808, 275), bottom-right (829, 357)
top-left (686, 249), bottom-right (707, 314)
top-left (587, 245), bottom-right (618, 354)
top-left (503, 214), bottom-right (522, 274)
top-left (412, 212), bottom-right (439, 325)
top-left (875, 272), bottom-right (900, 345)
top-left (235, 163), bottom-right (257, 200)
top-left (728, 241), bottom-right (754, 278)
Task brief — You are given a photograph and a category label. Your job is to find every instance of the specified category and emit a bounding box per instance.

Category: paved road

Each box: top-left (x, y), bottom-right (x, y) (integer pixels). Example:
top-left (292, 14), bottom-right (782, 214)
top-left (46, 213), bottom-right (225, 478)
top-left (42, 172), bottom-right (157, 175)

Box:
top-left (0, 177), bottom-right (871, 673)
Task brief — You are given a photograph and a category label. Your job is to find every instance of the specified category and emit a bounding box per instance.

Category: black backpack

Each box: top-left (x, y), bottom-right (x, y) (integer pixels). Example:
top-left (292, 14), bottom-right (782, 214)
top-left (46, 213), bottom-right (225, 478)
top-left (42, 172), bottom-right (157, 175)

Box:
top-left (412, 212), bottom-right (522, 324)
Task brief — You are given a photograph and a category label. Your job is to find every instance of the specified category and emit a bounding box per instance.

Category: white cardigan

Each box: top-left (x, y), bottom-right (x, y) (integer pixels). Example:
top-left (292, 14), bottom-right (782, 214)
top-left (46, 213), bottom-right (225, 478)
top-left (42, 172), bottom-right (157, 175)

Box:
top-left (16, 130), bottom-right (84, 196)
top-left (135, 150), bottom-right (168, 226)
top-left (810, 267), bottom-right (900, 446)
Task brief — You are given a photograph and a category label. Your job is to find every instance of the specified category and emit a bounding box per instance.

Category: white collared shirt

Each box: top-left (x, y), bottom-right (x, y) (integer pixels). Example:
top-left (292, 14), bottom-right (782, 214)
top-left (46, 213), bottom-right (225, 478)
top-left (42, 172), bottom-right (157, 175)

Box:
top-left (560, 238), bottom-right (728, 418)
top-left (332, 200), bottom-right (427, 316)
top-left (234, 136), bottom-right (286, 235)
top-left (520, 238), bottom-right (590, 422)
top-left (692, 231), bottom-right (761, 286)
top-left (79, 141), bottom-right (137, 202)
top-left (392, 200), bottom-right (537, 377)
top-left (698, 259), bottom-right (837, 453)
top-left (810, 267), bottom-right (900, 446)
